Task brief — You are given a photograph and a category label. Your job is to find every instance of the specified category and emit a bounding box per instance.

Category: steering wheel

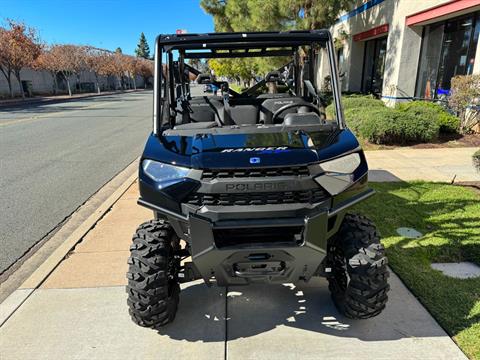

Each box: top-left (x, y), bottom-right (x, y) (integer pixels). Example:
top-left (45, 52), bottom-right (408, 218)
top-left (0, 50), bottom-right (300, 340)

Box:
top-left (271, 103), bottom-right (321, 123)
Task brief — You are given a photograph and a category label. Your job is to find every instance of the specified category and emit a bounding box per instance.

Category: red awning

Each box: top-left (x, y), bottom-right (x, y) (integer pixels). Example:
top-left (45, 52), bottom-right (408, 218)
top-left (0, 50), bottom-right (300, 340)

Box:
top-left (406, 0), bottom-right (480, 26)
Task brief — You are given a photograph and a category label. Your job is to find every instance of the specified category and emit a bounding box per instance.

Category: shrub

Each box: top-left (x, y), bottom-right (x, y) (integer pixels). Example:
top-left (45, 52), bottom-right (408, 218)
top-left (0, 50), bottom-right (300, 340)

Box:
top-left (449, 75), bottom-right (480, 133)
top-left (473, 149), bottom-right (480, 173)
top-left (345, 107), bottom-right (439, 144)
top-left (326, 95), bottom-right (384, 119)
top-left (342, 95), bottom-right (385, 110)
top-left (397, 101), bottom-right (460, 134)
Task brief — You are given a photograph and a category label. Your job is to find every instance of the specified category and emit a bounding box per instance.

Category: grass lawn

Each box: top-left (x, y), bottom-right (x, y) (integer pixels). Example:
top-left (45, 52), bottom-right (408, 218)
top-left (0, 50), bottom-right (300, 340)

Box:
top-left (353, 182), bottom-right (480, 359)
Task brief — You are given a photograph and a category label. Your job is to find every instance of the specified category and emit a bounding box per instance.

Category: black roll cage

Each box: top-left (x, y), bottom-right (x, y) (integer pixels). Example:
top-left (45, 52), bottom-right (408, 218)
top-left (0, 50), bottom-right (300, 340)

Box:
top-left (152, 30), bottom-right (345, 134)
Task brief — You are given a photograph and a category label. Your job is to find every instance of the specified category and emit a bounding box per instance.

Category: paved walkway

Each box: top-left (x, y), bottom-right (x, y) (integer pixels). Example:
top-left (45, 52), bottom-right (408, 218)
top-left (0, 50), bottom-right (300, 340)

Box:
top-left (366, 147), bottom-right (479, 182)
top-left (0, 183), bottom-right (466, 360)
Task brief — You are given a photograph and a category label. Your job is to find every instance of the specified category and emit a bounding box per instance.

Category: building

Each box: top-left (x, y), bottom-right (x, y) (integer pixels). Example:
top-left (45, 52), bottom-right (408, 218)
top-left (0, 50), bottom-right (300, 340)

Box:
top-left (323, 0), bottom-right (480, 104)
top-left (0, 68), bottom-right (147, 98)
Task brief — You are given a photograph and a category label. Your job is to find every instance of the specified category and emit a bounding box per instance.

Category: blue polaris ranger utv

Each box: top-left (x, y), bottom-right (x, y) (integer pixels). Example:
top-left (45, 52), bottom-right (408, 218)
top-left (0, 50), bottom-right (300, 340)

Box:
top-left (126, 30), bottom-right (390, 328)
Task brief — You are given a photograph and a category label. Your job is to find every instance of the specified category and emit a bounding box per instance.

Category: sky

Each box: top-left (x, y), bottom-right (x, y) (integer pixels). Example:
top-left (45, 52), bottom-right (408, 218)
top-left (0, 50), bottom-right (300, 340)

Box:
top-left (0, 0), bottom-right (215, 55)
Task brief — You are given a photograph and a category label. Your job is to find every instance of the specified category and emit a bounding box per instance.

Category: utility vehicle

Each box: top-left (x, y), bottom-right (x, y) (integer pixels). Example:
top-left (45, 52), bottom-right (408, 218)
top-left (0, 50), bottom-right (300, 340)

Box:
top-left (127, 30), bottom-right (390, 328)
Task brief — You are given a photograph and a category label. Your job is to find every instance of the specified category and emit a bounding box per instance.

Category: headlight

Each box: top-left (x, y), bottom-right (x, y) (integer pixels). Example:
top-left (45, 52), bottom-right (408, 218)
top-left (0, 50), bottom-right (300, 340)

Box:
top-left (319, 153), bottom-right (361, 173)
top-left (142, 160), bottom-right (190, 189)
top-left (314, 153), bottom-right (361, 195)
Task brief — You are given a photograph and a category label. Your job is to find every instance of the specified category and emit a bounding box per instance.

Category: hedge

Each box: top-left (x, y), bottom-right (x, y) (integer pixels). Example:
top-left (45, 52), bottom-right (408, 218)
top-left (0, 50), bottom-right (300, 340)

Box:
top-left (396, 101), bottom-right (460, 134)
top-left (325, 95), bottom-right (384, 119)
top-left (344, 107), bottom-right (439, 144)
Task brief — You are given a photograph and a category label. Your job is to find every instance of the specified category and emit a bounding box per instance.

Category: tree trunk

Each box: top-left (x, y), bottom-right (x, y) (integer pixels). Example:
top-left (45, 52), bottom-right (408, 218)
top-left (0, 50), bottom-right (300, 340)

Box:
top-left (95, 74), bottom-right (101, 94)
top-left (14, 71), bottom-right (25, 99)
top-left (133, 76), bottom-right (137, 90)
top-left (1, 66), bottom-right (14, 98)
top-left (52, 72), bottom-right (58, 95)
top-left (64, 74), bottom-right (72, 96)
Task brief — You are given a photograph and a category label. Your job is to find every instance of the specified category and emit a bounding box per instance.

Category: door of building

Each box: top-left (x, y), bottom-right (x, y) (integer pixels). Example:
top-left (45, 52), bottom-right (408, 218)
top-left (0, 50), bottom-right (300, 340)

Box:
top-left (361, 36), bottom-right (388, 94)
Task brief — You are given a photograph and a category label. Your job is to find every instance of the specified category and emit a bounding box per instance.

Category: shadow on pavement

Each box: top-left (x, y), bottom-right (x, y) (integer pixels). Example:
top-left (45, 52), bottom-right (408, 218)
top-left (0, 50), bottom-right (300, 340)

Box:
top-left (368, 169), bottom-right (403, 182)
top-left (158, 275), bottom-right (447, 342)
top-left (0, 91), bottom-right (151, 113)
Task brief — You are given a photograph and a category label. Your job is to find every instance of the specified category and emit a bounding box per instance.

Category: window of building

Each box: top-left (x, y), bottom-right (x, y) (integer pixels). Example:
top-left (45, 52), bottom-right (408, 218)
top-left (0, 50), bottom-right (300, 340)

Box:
top-left (361, 36), bottom-right (388, 94)
top-left (415, 12), bottom-right (480, 99)
top-left (337, 47), bottom-right (345, 73)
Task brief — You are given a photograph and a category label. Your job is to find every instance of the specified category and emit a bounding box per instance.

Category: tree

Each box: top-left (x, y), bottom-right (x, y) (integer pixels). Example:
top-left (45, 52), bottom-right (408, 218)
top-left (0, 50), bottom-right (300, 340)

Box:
top-left (110, 51), bottom-right (127, 90)
top-left (135, 32), bottom-right (150, 59)
top-left (200, 0), bottom-right (355, 81)
top-left (137, 58), bottom-right (154, 88)
top-left (48, 44), bottom-right (87, 96)
top-left (0, 20), bottom-right (41, 98)
top-left (33, 48), bottom-right (59, 95)
top-left (202, 0), bottom-right (355, 31)
top-left (85, 47), bottom-right (113, 93)
top-left (123, 55), bottom-right (139, 90)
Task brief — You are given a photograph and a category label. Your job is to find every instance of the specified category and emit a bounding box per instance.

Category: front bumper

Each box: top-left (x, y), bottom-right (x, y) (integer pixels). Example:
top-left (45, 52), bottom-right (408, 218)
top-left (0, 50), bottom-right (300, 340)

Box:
top-left (188, 211), bottom-right (328, 286)
top-left (138, 186), bottom-right (374, 286)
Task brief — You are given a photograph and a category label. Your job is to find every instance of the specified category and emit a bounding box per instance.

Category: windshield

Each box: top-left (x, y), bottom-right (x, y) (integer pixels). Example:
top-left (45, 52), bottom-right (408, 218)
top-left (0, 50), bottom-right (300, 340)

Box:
top-left (154, 31), bottom-right (344, 134)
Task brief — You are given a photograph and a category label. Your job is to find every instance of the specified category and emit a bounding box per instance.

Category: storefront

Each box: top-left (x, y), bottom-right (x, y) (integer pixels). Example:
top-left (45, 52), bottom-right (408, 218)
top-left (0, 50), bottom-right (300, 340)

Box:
top-left (415, 11), bottom-right (480, 99)
top-left (326, 0), bottom-right (480, 104)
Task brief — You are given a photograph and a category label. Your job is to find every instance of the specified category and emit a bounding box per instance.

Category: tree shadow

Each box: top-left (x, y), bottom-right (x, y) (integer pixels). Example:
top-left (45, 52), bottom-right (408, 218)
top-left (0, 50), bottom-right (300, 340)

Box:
top-left (353, 181), bottom-right (480, 338)
top-left (157, 263), bottom-right (454, 343)
top-left (0, 91), bottom-right (151, 114)
top-left (158, 181), bottom-right (479, 344)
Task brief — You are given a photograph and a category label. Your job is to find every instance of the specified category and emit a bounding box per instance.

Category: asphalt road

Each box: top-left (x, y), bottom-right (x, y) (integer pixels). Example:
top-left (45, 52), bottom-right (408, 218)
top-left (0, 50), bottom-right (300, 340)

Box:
top-left (0, 91), bottom-right (153, 273)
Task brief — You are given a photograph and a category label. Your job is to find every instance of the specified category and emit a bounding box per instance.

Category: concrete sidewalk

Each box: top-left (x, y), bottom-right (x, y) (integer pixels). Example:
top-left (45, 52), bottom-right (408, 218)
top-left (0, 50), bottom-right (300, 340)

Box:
top-left (0, 182), bottom-right (467, 360)
top-left (366, 147), bottom-right (479, 182)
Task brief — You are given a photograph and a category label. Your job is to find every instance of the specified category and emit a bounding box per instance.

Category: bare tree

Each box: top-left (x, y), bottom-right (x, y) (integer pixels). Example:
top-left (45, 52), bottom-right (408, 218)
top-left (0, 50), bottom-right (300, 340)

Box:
top-left (137, 58), bottom-right (154, 89)
top-left (110, 51), bottom-right (127, 90)
top-left (33, 48), bottom-right (59, 95)
top-left (85, 47), bottom-right (113, 93)
top-left (123, 56), bottom-right (141, 90)
top-left (0, 20), bottom-right (41, 98)
top-left (49, 44), bottom-right (87, 96)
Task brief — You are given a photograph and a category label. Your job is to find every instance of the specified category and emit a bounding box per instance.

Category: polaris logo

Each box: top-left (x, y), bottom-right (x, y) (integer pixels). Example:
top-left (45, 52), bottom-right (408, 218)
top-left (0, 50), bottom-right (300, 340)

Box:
top-left (221, 146), bottom-right (288, 153)
top-left (273, 100), bottom-right (294, 105)
top-left (225, 182), bottom-right (292, 192)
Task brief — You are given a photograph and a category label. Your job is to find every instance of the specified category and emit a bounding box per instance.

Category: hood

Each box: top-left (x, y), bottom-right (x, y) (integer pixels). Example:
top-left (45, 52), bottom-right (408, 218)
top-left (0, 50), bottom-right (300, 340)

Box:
top-left (142, 129), bottom-right (360, 169)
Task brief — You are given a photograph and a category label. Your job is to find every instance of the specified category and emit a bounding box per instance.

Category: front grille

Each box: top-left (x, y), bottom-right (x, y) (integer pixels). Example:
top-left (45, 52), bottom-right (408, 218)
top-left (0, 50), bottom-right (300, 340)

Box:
top-left (214, 226), bottom-right (303, 248)
top-left (201, 166), bottom-right (310, 179)
top-left (185, 188), bottom-right (326, 206)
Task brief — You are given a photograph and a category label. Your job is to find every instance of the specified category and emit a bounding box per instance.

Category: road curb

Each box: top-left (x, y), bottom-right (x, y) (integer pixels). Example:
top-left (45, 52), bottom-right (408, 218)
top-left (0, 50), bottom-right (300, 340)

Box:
top-left (20, 171), bottom-right (138, 290)
top-left (0, 168), bottom-right (139, 327)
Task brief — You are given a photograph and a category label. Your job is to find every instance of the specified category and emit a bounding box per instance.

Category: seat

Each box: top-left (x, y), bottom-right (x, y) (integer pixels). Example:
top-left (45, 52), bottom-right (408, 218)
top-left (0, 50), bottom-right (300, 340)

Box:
top-left (260, 97), bottom-right (310, 124)
top-left (187, 96), bottom-right (223, 123)
top-left (226, 104), bottom-right (258, 125)
top-left (222, 97), bottom-right (260, 125)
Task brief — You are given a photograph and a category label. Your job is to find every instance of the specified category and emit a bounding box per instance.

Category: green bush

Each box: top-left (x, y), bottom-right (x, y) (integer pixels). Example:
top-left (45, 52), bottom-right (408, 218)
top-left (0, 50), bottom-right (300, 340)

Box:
top-left (342, 95), bottom-right (385, 110)
top-left (396, 101), bottom-right (460, 134)
top-left (345, 107), bottom-right (439, 144)
top-left (326, 95), bottom-right (384, 119)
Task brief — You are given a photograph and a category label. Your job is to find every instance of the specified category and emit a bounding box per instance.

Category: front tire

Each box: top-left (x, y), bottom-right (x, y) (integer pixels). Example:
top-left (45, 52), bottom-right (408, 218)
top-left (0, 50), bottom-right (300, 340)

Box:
top-left (327, 213), bottom-right (390, 319)
top-left (126, 219), bottom-right (180, 328)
